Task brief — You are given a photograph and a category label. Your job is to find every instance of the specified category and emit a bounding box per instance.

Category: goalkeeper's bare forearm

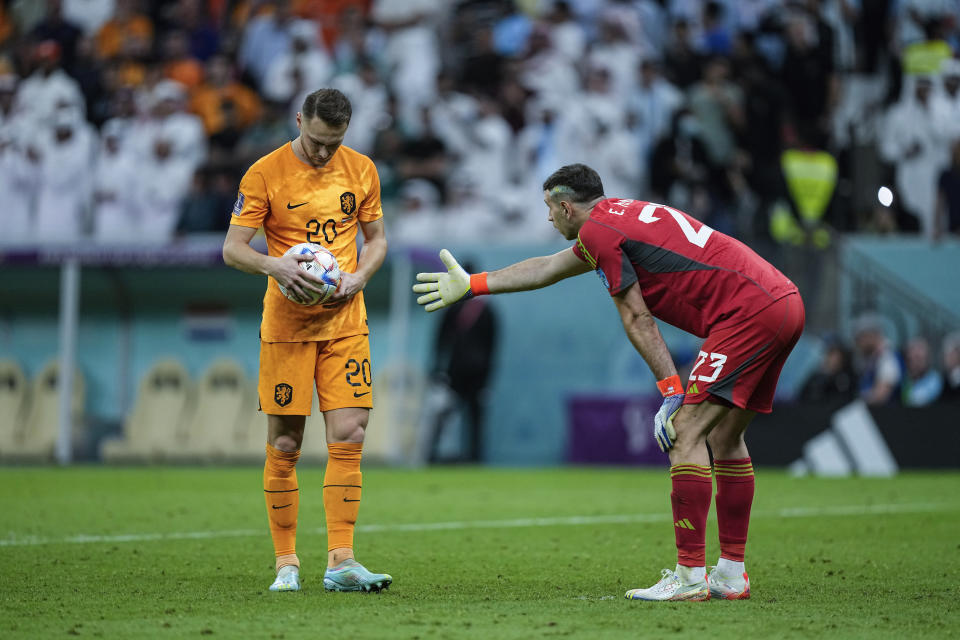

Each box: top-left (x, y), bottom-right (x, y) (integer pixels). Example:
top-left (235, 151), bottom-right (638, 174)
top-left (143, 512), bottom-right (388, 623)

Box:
top-left (414, 247), bottom-right (590, 312)
top-left (486, 248), bottom-right (592, 293)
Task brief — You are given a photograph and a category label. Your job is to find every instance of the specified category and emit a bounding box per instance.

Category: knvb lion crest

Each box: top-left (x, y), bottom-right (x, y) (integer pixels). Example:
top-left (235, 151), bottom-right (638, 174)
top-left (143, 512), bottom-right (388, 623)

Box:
top-left (274, 383), bottom-right (293, 407)
top-left (340, 192), bottom-right (356, 215)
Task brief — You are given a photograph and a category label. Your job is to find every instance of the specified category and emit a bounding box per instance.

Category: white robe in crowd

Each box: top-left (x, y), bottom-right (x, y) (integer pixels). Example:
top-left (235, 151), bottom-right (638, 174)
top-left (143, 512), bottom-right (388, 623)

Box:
top-left (371, 0), bottom-right (442, 128)
top-left (329, 73), bottom-right (390, 156)
top-left (0, 113), bottom-right (38, 242)
top-left (239, 14), bottom-right (293, 86)
top-left (589, 124), bottom-right (642, 201)
top-left (129, 112), bottom-right (207, 174)
top-left (880, 80), bottom-right (953, 236)
top-left (136, 153), bottom-right (194, 242)
top-left (14, 69), bottom-right (85, 126)
top-left (34, 117), bottom-right (96, 241)
top-left (458, 110), bottom-right (513, 199)
top-left (548, 17), bottom-right (587, 62)
top-left (262, 34), bottom-right (333, 104)
top-left (63, 0), bottom-right (116, 35)
top-left (516, 100), bottom-right (593, 190)
top-left (93, 140), bottom-right (141, 242)
top-left (425, 89), bottom-right (477, 161)
top-left (519, 47), bottom-right (579, 110)
top-left (587, 41), bottom-right (641, 98)
top-left (629, 75), bottom-right (684, 157)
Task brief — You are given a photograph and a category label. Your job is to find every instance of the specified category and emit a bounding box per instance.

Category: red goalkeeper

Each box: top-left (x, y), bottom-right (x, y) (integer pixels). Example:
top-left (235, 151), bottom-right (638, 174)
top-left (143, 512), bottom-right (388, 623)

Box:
top-left (412, 164), bottom-right (804, 602)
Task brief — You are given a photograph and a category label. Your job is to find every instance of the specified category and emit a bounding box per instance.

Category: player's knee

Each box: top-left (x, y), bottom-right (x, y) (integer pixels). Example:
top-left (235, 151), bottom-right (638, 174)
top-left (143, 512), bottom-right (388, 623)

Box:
top-left (272, 433), bottom-right (302, 452)
top-left (673, 408), bottom-right (710, 437)
top-left (669, 408), bottom-right (711, 450)
top-left (332, 422), bottom-right (366, 443)
top-left (707, 428), bottom-right (744, 455)
top-left (327, 415), bottom-right (367, 443)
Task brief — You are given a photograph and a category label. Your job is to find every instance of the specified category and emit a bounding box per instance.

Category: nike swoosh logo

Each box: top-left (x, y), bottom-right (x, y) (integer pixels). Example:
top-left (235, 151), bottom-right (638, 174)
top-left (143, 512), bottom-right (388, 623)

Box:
top-left (343, 498), bottom-right (360, 502)
top-left (287, 202), bottom-right (308, 209)
top-left (272, 503), bottom-right (293, 510)
top-left (353, 391), bottom-right (370, 398)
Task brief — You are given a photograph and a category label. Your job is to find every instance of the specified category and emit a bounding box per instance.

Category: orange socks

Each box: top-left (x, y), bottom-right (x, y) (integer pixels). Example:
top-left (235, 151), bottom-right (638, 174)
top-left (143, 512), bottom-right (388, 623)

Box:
top-left (264, 443), bottom-right (300, 571)
top-left (264, 441), bottom-right (362, 564)
top-left (323, 442), bottom-right (363, 552)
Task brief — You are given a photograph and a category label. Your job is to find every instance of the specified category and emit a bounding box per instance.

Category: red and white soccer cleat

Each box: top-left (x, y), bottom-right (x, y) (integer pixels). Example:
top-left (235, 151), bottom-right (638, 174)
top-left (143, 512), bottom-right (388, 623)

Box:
top-left (707, 566), bottom-right (750, 600)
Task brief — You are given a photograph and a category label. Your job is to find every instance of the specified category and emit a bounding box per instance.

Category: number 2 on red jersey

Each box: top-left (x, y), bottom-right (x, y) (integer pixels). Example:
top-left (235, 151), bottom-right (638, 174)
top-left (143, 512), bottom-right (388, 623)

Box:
top-left (631, 202), bottom-right (714, 248)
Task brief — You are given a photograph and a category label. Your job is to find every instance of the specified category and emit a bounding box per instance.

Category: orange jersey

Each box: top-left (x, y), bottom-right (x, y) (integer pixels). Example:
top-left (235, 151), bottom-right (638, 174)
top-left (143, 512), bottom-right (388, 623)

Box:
top-left (230, 142), bottom-right (383, 342)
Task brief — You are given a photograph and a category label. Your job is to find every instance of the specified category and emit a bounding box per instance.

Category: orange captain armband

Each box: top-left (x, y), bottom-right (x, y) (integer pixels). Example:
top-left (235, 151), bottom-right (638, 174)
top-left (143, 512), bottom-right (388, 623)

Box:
top-left (657, 375), bottom-right (685, 397)
top-left (469, 272), bottom-right (490, 296)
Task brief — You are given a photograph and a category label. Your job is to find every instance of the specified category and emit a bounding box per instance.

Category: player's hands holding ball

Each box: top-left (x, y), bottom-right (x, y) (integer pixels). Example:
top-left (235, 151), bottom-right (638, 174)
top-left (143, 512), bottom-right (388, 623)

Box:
top-left (326, 270), bottom-right (364, 303)
top-left (272, 243), bottom-right (342, 305)
top-left (269, 250), bottom-right (328, 304)
top-left (413, 249), bottom-right (473, 312)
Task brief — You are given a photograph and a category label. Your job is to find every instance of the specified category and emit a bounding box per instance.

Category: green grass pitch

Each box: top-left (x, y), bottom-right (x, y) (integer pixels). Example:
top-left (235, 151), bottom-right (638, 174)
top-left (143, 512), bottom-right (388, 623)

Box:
top-left (1, 466), bottom-right (958, 639)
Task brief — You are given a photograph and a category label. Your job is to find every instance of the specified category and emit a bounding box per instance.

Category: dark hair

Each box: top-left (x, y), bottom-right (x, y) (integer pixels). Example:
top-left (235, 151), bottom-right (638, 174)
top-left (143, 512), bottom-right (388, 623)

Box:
top-left (542, 164), bottom-right (604, 202)
top-left (301, 88), bottom-right (352, 125)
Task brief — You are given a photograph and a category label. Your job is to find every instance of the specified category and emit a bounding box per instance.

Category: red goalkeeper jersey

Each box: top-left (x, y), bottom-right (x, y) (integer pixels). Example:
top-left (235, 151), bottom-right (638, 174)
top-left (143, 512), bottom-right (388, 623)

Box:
top-left (571, 199), bottom-right (798, 338)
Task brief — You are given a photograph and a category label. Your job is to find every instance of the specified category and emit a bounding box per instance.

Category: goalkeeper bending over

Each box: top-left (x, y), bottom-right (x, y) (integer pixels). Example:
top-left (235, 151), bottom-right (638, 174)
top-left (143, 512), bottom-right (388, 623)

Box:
top-left (413, 164), bottom-right (804, 602)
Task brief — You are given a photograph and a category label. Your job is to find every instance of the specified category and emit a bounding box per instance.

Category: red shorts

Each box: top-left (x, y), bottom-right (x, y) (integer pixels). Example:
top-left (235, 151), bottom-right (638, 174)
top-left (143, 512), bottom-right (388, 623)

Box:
top-left (684, 293), bottom-right (804, 414)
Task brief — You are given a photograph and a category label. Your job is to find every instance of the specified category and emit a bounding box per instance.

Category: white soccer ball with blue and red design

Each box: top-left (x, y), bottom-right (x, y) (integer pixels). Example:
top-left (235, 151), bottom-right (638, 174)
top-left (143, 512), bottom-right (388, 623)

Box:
top-left (278, 242), bottom-right (341, 305)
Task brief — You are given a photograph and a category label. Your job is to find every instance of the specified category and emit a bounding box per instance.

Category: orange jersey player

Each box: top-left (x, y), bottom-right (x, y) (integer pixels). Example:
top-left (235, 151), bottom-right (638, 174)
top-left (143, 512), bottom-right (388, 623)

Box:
top-left (222, 88), bottom-right (391, 594)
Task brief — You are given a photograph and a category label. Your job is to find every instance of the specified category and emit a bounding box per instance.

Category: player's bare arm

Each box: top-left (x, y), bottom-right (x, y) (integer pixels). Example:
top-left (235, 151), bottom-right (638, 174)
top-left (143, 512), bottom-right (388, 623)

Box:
top-left (222, 224), bottom-right (326, 303)
top-left (327, 218), bottom-right (387, 303)
top-left (486, 247), bottom-right (592, 293)
top-left (612, 282), bottom-right (678, 381)
top-left (413, 247), bottom-right (590, 312)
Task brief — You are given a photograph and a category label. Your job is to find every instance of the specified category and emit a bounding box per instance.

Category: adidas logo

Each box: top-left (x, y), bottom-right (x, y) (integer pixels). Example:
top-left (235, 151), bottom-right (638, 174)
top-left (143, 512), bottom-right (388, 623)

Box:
top-left (688, 382), bottom-right (699, 394)
top-left (674, 518), bottom-right (695, 530)
top-left (789, 400), bottom-right (898, 477)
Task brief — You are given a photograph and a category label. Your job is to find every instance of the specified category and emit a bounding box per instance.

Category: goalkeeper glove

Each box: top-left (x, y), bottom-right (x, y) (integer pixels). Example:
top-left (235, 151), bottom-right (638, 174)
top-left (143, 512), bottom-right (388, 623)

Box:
top-left (412, 249), bottom-right (489, 312)
top-left (653, 375), bottom-right (685, 452)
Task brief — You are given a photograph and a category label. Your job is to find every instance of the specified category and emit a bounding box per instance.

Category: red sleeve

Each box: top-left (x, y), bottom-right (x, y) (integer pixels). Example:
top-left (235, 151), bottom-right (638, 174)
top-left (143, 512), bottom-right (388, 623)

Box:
top-left (571, 237), bottom-right (587, 262)
top-left (577, 221), bottom-right (637, 296)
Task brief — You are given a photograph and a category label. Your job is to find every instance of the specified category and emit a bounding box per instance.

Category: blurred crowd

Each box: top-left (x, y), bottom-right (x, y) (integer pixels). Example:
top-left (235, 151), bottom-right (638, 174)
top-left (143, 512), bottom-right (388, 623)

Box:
top-left (0, 0), bottom-right (959, 245)
top-left (799, 314), bottom-right (960, 407)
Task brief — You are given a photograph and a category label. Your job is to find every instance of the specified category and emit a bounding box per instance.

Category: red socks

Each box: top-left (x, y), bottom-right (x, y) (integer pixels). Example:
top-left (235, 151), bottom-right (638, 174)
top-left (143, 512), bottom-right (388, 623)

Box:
top-left (670, 464), bottom-right (713, 567)
top-left (714, 458), bottom-right (755, 562)
top-left (670, 458), bottom-right (756, 567)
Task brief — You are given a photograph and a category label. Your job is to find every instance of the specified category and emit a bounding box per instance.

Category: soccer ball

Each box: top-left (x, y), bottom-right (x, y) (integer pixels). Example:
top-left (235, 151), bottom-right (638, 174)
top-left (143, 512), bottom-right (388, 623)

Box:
top-left (277, 242), bottom-right (341, 305)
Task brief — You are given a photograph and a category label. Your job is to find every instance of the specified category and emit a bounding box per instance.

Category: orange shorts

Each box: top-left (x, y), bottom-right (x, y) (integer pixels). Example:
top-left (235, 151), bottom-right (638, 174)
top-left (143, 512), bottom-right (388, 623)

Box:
top-left (258, 333), bottom-right (373, 415)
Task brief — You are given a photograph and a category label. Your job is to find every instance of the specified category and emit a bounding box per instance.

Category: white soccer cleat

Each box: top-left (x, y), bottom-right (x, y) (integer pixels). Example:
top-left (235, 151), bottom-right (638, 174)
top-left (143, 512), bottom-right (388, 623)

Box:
top-left (707, 566), bottom-right (750, 600)
top-left (625, 568), bottom-right (710, 601)
top-left (269, 565), bottom-right (301, 592)
top-left (323, 559), bottom-right (392, 593)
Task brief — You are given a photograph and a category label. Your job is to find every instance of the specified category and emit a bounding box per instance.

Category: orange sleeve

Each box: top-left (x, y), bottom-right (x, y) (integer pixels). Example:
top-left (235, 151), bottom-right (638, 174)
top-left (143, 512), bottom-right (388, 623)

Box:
top-left (95, 22), bottom-right (120, 58)
top-left (231, 167), bottom-right (270, 229)
top-left (165, 60), bottom-right (204, 89)
top-left (132, 16), bottom-right (154, 43)
top-left (189, 87), bottom-right (221, 133)
top-left (357, 159), bottom-right (383, 222)
top-left (232, 85), bottom-right (263, 128)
